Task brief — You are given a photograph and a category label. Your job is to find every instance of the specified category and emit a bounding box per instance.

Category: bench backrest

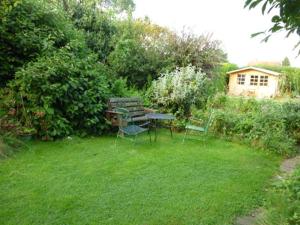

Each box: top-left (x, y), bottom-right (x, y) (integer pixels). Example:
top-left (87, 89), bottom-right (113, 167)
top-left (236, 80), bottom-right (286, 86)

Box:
top-left (108, 97), bottom-right (146, 119)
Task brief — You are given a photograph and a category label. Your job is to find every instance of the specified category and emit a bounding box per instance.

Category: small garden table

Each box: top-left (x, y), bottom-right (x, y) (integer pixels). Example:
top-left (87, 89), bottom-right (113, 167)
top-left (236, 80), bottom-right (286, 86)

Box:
top-left (146, 113), bottom-right (176, 141)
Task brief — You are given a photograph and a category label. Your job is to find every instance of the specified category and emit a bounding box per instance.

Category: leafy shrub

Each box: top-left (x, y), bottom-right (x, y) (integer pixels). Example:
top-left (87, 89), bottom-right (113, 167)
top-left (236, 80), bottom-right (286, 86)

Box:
top-left (205, 94), bottom-right (298, 156)
top-left (211, 62), bottom-right (238, 93)
top-left (0, 0), bottom-right (79, 86)
top-left (108, 32), bottom-right (161, 88)
top-left (71, 3), bottom-right (117, 62)
top-left (148, 65), bottom-right (208, 118)
top-left (280, 67), bottom-right (300, 96)
top-left (0, 132), bottom-right (27, 158)
top-left (109, 77), bottom-right (144, 98)
top-left (0, 107), bottom-right (28, 158)
top-left (9, 47), bottom-right (111, 139)
top-left (282, 102), bottom-right (300, 143)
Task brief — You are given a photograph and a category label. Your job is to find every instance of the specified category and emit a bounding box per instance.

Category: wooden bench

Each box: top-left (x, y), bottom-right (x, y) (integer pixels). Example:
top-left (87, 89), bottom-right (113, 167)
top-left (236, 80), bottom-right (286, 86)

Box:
top-left (106, 97), bottom-right (154, 127)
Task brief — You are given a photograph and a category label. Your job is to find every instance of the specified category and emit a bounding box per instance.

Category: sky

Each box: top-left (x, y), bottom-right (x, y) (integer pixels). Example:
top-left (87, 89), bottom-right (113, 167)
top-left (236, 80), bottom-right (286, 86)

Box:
top-left (133, 0), bottom-right (300, 67)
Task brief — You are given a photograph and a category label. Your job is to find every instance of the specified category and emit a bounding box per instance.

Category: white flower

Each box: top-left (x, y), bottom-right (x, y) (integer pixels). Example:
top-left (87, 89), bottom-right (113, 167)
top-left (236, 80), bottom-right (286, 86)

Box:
top-left (151, 65), bottom-right (207, 111)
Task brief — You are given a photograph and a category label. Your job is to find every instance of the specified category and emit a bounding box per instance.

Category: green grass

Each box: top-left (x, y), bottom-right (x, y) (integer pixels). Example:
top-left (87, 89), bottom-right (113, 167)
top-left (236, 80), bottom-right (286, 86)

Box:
top-left (256, 166), bottom-right (300, 225)
top-left (0, 131), bottom-right (280, 225)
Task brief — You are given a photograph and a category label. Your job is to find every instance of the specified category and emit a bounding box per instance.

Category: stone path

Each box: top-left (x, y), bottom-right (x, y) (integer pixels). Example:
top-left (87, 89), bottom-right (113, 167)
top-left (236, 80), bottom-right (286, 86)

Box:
top-left (235, 154), bottom-right (300, 225)
top-left (235, 208), bottom-right (263, 225)
top-left (280, 155), bottom-right (300, 174)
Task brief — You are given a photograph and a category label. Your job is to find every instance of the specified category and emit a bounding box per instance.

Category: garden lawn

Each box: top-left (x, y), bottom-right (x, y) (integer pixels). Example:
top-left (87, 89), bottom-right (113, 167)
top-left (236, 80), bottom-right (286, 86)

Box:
top-left (0, 131), bottom-right (280, 225)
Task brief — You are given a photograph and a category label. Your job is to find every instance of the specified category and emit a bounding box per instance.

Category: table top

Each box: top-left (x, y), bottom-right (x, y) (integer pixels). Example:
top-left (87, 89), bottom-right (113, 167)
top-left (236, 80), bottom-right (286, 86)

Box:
top-left (146, 113), bottom-right (175, 120)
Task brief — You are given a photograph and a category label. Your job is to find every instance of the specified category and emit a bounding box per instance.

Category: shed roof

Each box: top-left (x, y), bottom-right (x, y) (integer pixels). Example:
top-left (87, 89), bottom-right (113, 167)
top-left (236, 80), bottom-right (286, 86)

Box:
top-left (227, 66), bottom-right (280, 76)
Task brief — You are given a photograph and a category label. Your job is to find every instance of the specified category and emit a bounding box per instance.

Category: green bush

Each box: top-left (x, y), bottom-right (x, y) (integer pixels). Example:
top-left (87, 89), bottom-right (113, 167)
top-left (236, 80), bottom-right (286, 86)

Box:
top-left (212, 62), bottom-right (238, 93)
top-left (0, 105), bottom-right (28, 158)
top-left (0, 0), bottom-right (79, 86)
top-left (147, 65), bottom-right (208, 118)
top-left (71, 3), bottom-right (117, 62)
top-left (282, 102), bottom-right (300, 143)
top-left (0, 132), bottom-right (27, 158)
top-left (205, 94), bottom-right (298, 156)
top-left (9, 47), bottom-right (111, 139)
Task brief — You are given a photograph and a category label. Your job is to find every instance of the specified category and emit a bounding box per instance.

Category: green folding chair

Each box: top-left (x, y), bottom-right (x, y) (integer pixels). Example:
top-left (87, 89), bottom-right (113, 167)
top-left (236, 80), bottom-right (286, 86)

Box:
top-left (182, 110), bottom-right (214, 143)
top-left (115, 108), bottom-right (151, 146)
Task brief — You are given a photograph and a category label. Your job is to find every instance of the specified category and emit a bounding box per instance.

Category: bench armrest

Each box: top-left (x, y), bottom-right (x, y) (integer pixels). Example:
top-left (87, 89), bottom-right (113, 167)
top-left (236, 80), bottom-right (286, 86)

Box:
top-left (144, 107), bottom-right (158, 113)
top-left (105, 110), bottom-right (124, 115)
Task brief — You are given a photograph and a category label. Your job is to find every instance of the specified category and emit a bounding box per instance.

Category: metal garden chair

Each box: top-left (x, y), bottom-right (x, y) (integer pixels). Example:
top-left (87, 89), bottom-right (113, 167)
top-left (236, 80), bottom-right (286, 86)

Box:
top-left (182, 110), bottom-right (214, 143)
top-left (115, 108), bottom-right (151, 146)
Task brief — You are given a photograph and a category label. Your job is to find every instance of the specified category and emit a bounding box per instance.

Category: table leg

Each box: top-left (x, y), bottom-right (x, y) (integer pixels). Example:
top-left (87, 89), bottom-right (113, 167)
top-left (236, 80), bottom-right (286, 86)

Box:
top-left (169, 120), bottom-right (173, 138)
top-left (155, 119), bottom-right (157, 141)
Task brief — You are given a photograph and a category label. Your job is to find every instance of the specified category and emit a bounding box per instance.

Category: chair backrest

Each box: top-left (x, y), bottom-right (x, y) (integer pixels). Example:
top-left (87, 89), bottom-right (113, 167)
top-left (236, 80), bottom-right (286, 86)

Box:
top-left (108, 97), bottom-right (146, 119)
top-left (204, 110), bottom-right (214, 133)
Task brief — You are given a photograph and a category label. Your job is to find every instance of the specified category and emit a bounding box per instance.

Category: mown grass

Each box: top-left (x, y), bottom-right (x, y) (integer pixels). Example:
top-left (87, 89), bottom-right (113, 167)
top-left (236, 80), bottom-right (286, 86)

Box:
top-left (0, 130), bottom-right (280, 225)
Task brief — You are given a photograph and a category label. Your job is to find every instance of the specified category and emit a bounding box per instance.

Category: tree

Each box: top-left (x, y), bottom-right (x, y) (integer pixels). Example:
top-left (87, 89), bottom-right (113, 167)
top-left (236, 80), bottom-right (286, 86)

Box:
top-left (71, 2), bottom-right (117, 62)
top-left (282, 57), bottom-right (291, 67)
top-left (245, 0), bottom-right (300, 50)
top-left (108, 19), bottom-right (227, 88)
top-left (0, 0), bottom-right (79, 86)
top-left (165, 30), bottom-right (227, 77)
top-left (1, 0), bottom-right (120, 138)
top-left (50, 0), bottom-right (135, 15)
top-left (108, 18), bottom-right (174, 88)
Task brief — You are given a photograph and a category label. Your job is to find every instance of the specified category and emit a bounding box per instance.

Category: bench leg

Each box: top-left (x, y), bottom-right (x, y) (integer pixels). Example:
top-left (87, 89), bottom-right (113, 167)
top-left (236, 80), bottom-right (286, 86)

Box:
top-left (115, 130), bottom-right (121, 148)
top-left (148, 128), bottom-right (152, 142)
top-left (133, 134), bottom-right (137, 145)
top-left (154, 119), bottom-right (157, 141)
top-left (182, 129), bottom-right (188, 143)
top-left (169, 121), bottom-right (173, 138)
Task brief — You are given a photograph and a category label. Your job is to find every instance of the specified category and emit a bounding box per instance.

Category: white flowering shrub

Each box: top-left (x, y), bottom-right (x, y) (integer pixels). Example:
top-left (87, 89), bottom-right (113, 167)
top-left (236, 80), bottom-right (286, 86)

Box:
top-left (149, 65), bottom-right (208, 117)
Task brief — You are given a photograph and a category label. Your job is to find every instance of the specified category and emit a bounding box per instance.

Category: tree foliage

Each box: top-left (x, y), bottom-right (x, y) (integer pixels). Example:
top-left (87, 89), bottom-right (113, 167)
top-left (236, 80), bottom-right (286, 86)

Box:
top-left (71, 2), bottom-right (117, 62)
top-left (108, 20), bottom-right (227, 88)
top-left (50, 0), bottom-right (135, 14)
top-left (108, 18), bottom-right (174, 88)
top-left (10, 47), bottom-right (111, 139)
top-left (165, 31), bottom-right (227, 76)
top-left (0, 0), bottom-right (78, 86)
top-left (1, 0), bottom-right (115, 139)
top-left (282, 56), bottom-right (291, 66)
top-left (245, 0), bottom-right (300, 48)
top-left (0, 0), bottom-right (228, 139)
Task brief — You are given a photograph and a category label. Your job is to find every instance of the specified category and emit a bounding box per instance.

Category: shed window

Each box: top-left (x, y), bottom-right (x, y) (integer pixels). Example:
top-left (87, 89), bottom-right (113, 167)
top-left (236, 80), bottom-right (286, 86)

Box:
top-left (260, 75), bottom-right (268, 86)
top-left (237, 74), bottom-right (245, 85)
top-left (250, 75), bottom-right (259, 86)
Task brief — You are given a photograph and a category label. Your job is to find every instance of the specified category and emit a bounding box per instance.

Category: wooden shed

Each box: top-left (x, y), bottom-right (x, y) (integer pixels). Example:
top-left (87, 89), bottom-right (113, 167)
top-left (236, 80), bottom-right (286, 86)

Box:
top-left (227, 66), bottom-right (280, 98)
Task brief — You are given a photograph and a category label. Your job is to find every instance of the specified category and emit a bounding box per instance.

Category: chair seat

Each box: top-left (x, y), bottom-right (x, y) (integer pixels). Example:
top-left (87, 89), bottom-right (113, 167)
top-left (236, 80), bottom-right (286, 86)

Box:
top-left (128, 116), bottom-right (148, 122)
top-left (120, 125), bottom-right (148, 135)
top-left (185, 124), bottom-right (205, 132)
